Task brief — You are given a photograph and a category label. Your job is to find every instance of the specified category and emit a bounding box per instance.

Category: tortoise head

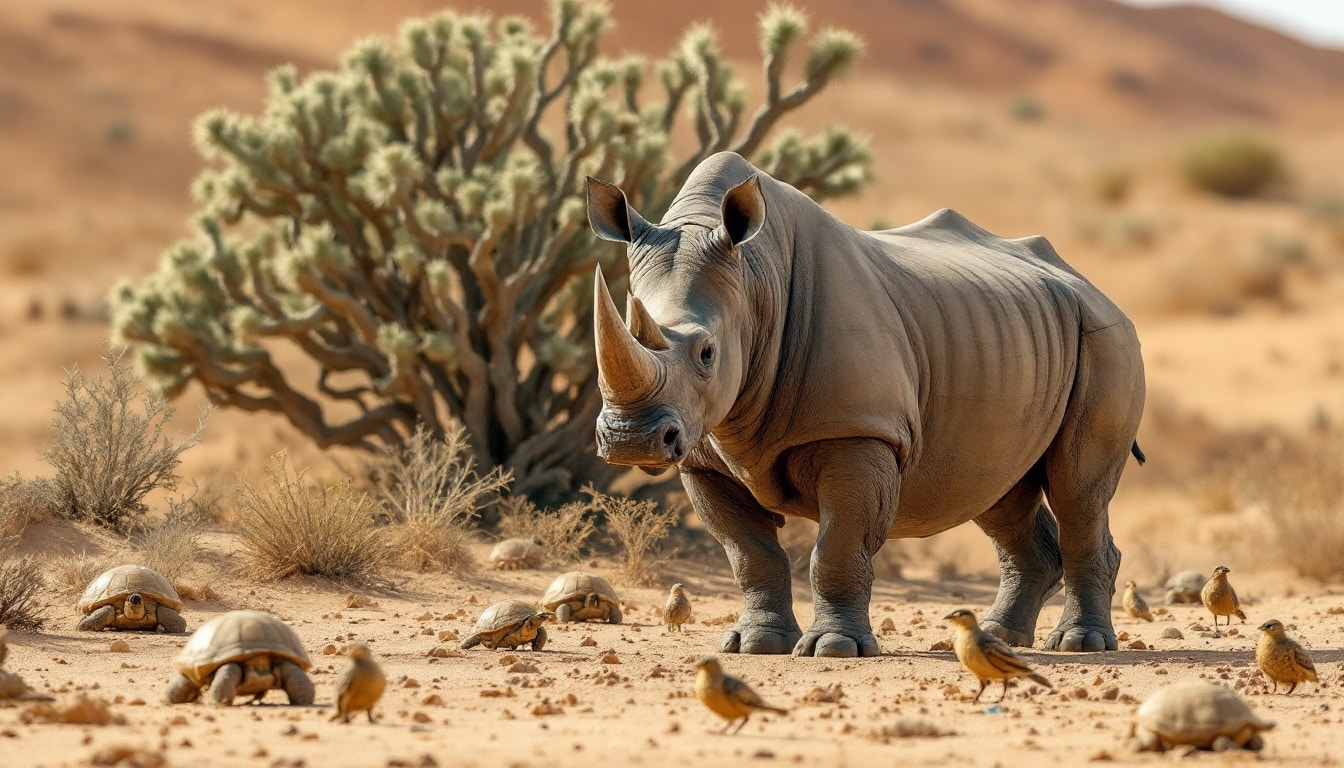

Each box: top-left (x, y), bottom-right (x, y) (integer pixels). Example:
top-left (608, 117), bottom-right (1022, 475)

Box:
top-left (124, 593), bottom-right (147, 621)
top-left (942, 608), bottom-right (978, 629)
top-left (529, 611), bottom-right (557, 630)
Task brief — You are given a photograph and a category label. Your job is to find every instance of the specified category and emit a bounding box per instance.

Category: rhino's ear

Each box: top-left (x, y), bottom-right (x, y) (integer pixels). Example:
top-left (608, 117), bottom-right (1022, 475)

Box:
top-left (716, 174), bottom-right (766, 249)
top-left (587, 177), bottom-right (649, 244)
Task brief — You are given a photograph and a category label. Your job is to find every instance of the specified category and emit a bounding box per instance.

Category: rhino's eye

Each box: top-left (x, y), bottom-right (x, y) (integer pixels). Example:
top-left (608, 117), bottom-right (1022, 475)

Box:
top-left (699, 344), bottom-right (715, 368)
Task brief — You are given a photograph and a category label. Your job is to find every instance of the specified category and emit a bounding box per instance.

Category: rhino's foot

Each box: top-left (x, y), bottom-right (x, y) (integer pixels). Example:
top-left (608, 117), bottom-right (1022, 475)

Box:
top-left (792, 629), bottom-right (880, 658)
top-left (978, 619), bottom-right (1035, 648)
top-left (1043, 624), bottom-right (1116, 652)
top-left (720, 624), bottom-right (801, 655)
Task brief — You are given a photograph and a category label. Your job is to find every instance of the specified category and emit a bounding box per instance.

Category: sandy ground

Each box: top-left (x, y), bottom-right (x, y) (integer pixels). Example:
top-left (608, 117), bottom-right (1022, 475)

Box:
top-left (2, 532), bottom-right (1343, 768)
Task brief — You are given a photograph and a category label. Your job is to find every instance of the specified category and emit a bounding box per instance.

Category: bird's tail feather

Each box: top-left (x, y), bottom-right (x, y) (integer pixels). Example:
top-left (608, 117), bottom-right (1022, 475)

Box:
top-left (1028, 672), bottom-right (1053, 689)
top-left (761, 705), bottom-right (789, 715)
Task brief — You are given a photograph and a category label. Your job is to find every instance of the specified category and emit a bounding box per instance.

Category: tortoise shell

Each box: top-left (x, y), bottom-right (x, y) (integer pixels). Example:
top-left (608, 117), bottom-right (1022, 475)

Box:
top-left (78, 565), bottom-right (182, 614)
top-left (467, 600), bottom-right (545, 643)
top-left (172, 610), bottom-right (311, 685)
top-left (541, 572), bottom-right (619, 609)
top-left (1164, 570), bottom-right (1206, 604)
top-left (488, 538), bottom-right (543, 569)
top-left (1133, 682), bottom-right (1274, 749)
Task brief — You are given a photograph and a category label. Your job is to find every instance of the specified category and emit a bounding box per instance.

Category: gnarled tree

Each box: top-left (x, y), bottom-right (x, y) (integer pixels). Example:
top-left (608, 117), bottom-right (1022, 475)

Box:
top-left (112, 1), bottom-right (870, 499)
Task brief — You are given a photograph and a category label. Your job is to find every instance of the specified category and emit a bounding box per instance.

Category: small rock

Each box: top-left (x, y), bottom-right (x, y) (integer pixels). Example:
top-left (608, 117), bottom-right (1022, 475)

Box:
top-left (1116, 631), bottom-right (1130, 641)
top-left (532, 700), bottom-right (564, 716)
top-left (498, 654), bottom-right (518, 666)
top-left (1161, 628), bottom-right (1183, 640)
top-left (1088, 749), bottom-right (1113, 761)
top-left (108, 640), bottom-right (131, 653)
top-left (928, 640), bottom-right (953, 652)
top-left (436, 630), bottom-right (459, 643)
top-left (1102, 687), bottom-right (1120, 701)
top-left (322, 644), bottom-right (339, 656)
top-left (752, 749), bottom-right (776, 760)
top-left (879, 617), bottom-right (896, 632)
top-left (403, 678), bottom-right (421, 688)
top-left (417, 612), bottom-right (434, 622)
top-left (427, 647), bottom-right (460, 658)
top-left (346, 594), bottom-right (376, 609)
top-left (1071, 687), bottom-right (1088, 700)
top-left (411, 711), bottom-right (431, 723)
top-left (421, 694), bottom-right (444, 706)
top-left (1127, 640), bottom-right (1148, 650)
top-left (508, 661), bottom-right (540, 674)
top-left (580, 636), bottom-right (597, 647)
top-left (600, 651), bottom-right (621, 664)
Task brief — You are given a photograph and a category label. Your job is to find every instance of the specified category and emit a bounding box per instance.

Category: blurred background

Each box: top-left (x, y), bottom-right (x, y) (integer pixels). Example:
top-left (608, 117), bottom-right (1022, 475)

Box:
top-left (1, 0), bottom-right (1341, 582)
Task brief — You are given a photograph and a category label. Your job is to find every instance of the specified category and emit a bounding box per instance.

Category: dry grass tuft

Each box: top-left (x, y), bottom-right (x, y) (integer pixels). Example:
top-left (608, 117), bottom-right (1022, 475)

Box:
top-left (587, 488), bottom-right (681, 585)
top-left (0, 556), bottom-right (47, 632)
top-left (131, 502), bottom-right (205, 585)
top-left (50, 551), bottom-right (113, 598)
top-left (1255, 438), bottom-right (1344, 581)
top-left (42, 345), bottom-right (209, 531)
top-left (369, 423), bottom-right (511, 574)
top-left (236, 452), bottom-right (391, 584)
top-left (0, 474), bottom-right (61, 553)
top-left (496, 496), bottom-right (596, 565)
top-left (1182, 131), bottom-right (1284, 198)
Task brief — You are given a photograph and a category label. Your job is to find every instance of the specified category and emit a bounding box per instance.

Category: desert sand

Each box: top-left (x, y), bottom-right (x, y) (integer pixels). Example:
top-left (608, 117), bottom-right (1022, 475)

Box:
top-left (2, 0), bottom-right (1343, 765)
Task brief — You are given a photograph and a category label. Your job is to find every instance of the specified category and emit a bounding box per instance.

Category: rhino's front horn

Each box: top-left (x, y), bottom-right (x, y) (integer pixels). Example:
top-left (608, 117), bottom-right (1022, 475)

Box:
top-left (594, 267), bottom-right (661, 404)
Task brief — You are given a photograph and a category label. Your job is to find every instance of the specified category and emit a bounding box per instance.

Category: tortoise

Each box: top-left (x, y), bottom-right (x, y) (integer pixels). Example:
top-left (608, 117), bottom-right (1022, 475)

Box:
top-left (165, 610), bottom-right (314, 706)
top-left (1128, 681), bottom-right (1274, 753)
top-left (459, 600), bottom-right (555, 651)
top-left (541, 572), bottom-right (622, 624)
top-left (488, 538), bottom-right (544, 570)
top-left (1164, 570), bottom-right (1206, 605)
top-left (77, 564), bottom-right (187, 633)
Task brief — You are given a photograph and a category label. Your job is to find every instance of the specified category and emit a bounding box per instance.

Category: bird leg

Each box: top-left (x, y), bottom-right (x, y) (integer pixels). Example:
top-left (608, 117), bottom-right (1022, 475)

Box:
top-left (998, 679), bottom-right (1011, 703)
top-left (732, 716), bottom-right (750, 735)
top-left (973, 680), bottom-right (989, 704)
top-left (1286, 681), bottom-right (1296, 695)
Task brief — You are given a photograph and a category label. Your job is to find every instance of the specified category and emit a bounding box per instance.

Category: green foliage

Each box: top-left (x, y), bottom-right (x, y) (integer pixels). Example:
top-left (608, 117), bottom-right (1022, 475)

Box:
top-left (111, 1), bottom-right (870, 500)
top-left (42, 346), bottom-right (209, 531)
top-left (1182, 131), bottom-right (1284, 198)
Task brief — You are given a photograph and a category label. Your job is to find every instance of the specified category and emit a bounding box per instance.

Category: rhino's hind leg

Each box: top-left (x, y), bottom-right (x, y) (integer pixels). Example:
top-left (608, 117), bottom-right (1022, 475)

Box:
top-left (1041, 325), bottom-right (1142, 653)
top-left (790, 439), bottom-right (897, 659)
top-left (683, 469), bottom-right (801, 655)
top-left (974, 475), bottom-right (1063, 647)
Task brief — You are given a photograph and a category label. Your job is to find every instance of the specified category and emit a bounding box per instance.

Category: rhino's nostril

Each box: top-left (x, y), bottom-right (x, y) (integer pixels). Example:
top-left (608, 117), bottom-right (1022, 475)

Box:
top-left (661, 425), bottom-right (680, 450)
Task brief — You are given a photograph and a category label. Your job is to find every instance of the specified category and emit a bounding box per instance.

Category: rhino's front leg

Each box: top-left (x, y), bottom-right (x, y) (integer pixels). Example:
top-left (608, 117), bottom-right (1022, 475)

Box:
top-left (791, 439), bottom-right (900, 658)
top-left (682, 469), bottom-right (801, 655)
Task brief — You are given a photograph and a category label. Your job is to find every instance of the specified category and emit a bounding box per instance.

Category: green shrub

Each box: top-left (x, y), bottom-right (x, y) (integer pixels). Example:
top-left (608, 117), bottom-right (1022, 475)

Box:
top-left (1182, 131), bottom-right (1283, 198)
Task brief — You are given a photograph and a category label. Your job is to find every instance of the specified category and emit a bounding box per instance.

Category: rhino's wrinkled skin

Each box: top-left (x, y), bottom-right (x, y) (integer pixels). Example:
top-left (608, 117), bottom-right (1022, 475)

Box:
top-left (587, 152), bottom-right (1144, 657)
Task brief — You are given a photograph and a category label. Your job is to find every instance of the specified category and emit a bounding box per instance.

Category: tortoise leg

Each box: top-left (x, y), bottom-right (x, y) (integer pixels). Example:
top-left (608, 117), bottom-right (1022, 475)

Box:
top-left (208, 663), bottom-right (243, 705)
top-left (164, 673), bottom-right (199, 704)
top-left (531, 627), bottom-right (548, 652)
top-left (1211, 735), bottom-right (1237, 752)
top-left (277, 660), bottom-right (315, 706)
top-left (557, 604), bottom-right (573, 623)
top-left (156, 606), bottom-right (188, 634)
top-left (78, 605), bottom-right (116, 632)
top-left (1244, 733), bottom-right (1265, 752)
top-left (607, 605), bottom-right (622, 625)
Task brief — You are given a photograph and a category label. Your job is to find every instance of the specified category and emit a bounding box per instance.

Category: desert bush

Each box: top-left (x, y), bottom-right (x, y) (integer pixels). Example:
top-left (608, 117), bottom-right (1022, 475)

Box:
top-left (42, 345), bottom-right (209, 531)
top-left (111, 2), bottom-right (870, 502)
top-left (1091, 166), bottom-right (1132, 205)
top-left (496, 496), bottom-right (595, 564)
top-left (131, 500), bottom-right (206, 585)
top-left (0, 557), bottom-right (46, 632)
top-left (1009, 94), bottom-right (1046, 122)
top-left (587, 488), bottom-right (680, 584)
top-left (50, 551), bottom-right (113, 597)
top-left (1257, 439), bottom-right (1344, 581)
top-left (369, 423), bottom-right (510, 573)
top-left (236, 452), bottom-right (391, 583)
top-left (1182, 131), bottom-right (1284, 198)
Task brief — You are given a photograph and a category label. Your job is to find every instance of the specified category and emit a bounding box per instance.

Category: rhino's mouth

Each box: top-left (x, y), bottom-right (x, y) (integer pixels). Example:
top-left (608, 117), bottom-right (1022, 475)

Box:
top-left (595, 405), bottom-right (693, 470)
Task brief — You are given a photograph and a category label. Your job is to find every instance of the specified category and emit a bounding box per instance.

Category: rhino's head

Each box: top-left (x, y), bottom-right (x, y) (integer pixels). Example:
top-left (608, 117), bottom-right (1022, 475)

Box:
top-left (585, 172), bottom-right (766, 473)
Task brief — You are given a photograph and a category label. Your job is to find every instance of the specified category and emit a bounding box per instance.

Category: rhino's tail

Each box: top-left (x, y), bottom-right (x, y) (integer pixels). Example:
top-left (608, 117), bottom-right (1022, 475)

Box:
top-left (1130, 441), bottom-right (1146, 465)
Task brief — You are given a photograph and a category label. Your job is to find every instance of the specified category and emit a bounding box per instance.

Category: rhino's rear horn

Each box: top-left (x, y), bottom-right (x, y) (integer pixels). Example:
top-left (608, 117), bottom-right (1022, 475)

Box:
top-left (594, 267), bottom-right (661, 404)
top-left (626, 295), bottom-right (670, 351)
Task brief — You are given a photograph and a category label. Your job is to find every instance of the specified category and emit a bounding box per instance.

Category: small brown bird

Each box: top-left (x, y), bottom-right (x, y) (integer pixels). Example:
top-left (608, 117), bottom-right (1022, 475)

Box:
top-left (693, 656), bottom-right (788, 734)
top-left (664, 583), bottom-right (692, 632)
top-left (1200, 566), bottom-right (1246, 633)
top-left (1122, 580), bottom-right (1154, 622)
top-left (1256, 619), bottom-right (1318, 695)
top-left (331, 644), bottom-right (386, 723)
top-left (944, 609), bottom-right (1053, 703)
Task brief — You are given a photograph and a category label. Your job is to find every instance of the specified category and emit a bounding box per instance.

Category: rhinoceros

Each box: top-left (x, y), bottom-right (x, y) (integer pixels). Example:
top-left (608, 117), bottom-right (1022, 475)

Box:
top-left (585, 152), bottom-right (1145, 657)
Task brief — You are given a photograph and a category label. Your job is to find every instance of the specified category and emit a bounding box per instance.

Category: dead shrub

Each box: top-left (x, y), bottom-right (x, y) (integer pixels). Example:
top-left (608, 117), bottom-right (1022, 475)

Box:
top-left (1255, 438), bottom-right (1344, 581)
top-left (1091, 166), bottom-right (1132, 206)
top-left (50, 550), bottom-right (113, 597)
top-left (42, 345), bottom-right (210, 531)
top-left (0, 474), bottom-right (61, 553)
top-left (588, 488), bottom-right (681, 584)
top-left (368, 423), bottom-right (511, 573)
top-left (236, 452), bottom-right (390, 583)
top-left (0, 556), bottom-right (47, 632)
top-left (1182, 131), bottom-right (1284, 198)
top-left (496, 496), bottom-right (596, 565)
top-left (131, 499), bottom-right (205, 585)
